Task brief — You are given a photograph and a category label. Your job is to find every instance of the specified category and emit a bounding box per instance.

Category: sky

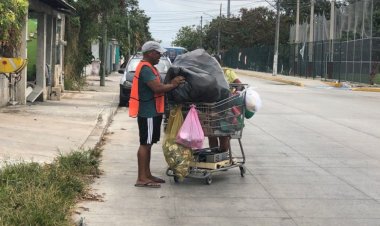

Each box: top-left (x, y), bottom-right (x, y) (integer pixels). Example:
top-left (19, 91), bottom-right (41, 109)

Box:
top-left (138, 0), bottom-right (274, 47)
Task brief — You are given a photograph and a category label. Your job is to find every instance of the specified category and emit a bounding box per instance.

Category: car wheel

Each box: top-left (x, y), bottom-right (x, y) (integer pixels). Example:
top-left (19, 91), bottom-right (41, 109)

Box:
top-left (119, 90), bottom-right (129, 107)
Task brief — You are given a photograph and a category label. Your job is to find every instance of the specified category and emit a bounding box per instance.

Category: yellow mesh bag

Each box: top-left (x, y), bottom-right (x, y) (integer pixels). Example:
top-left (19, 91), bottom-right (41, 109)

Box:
top-left (162, 106), bottom-right (192, 181)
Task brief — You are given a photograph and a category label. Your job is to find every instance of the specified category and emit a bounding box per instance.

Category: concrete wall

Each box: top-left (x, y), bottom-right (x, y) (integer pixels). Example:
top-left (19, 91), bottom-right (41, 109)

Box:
top-left (0, 77), bottom-right (9, 107)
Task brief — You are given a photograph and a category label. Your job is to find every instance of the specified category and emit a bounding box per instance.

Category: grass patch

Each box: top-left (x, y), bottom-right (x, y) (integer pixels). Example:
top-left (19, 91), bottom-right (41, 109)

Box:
top-left (373, 74), bottom-right (380, 85)
top-left (0, 148), bottom-right (102, 225)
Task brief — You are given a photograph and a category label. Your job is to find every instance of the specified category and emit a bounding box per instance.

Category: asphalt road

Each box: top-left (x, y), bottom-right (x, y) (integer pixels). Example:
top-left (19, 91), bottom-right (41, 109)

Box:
top-left (77, 74), bottom-right (380, 226)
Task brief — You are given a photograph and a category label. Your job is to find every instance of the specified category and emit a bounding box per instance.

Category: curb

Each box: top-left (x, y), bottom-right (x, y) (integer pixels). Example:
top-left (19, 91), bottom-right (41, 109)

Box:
top-left (236, 70), bottom-right (304, 87)
top-left (351, 87), bottom-right (380, 92)
top-left (323, 81), bottom-right (342, 88)
top-left (80, 96), bottom-right (119, 150)
top-left (323, 81), bottom-right (380, 92)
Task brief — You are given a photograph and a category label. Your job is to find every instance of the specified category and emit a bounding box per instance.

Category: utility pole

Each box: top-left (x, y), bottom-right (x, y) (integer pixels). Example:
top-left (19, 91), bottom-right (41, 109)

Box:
top-left (200, 16), bottom-right (203, 48)
top-left (295, 0), bottom-right (300, 44)
top-left (330, 0), bottom-right (336, 61)
top-left (100, 13), bottom-right (107, 87)
top-left (227, 0), bottom-right (231, 18)
top-left (217, 3), bottom-right (222, 56)
top-left (295, 0), bottom-right (300, 75)
top-left (309, 0), bottom-right (315, 62)
top-left (272, 0), bottom-right (281, 76)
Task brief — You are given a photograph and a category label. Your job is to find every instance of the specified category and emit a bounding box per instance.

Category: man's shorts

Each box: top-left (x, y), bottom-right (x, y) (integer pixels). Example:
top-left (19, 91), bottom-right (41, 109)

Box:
top-left (138, 115), bottom-right (163, 145)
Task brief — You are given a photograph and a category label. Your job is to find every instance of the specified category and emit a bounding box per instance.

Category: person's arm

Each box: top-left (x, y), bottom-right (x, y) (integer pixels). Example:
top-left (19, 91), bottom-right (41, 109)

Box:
top-left (146, 76), bottom-right (185, 93)
top-left (227, 69), bottom-right (244, 91)
top-left (232, 78), bottom-right (242, 84)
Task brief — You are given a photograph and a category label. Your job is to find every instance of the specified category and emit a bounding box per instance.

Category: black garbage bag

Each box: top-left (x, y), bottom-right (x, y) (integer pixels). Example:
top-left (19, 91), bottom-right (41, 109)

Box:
top-left (164, 49), bottom-right (230, 103)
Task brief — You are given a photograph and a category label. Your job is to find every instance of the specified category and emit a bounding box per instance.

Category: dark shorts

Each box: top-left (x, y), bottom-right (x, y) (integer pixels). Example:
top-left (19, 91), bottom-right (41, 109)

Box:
top-left (138, 115), bottom-right (163, 145)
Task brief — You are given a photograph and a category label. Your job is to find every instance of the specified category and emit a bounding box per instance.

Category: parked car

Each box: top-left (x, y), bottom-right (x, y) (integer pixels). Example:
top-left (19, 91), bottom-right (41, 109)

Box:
top-left (118, 54), bottom-right (171, 106)
top-left (164, 47), bottom-right (188, 63)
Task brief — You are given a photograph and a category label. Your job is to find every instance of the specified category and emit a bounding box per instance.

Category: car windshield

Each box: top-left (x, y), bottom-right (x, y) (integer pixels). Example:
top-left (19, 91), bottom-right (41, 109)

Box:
top-left (127, 58), bottom-right (170, 73)
top-left (127, 59), bottom-right (141, 72)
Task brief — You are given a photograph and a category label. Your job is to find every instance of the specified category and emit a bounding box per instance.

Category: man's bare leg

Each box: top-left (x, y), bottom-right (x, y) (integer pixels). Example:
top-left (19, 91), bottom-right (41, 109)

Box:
top-left (136, 144), bottom-right (160, 187)
top-left (145, 145), bottom-right (165, 183)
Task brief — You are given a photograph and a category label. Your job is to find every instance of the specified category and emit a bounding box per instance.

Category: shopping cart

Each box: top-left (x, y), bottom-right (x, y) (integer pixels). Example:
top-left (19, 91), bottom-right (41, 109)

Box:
top-left (165, 84), bottom-right (247, 184)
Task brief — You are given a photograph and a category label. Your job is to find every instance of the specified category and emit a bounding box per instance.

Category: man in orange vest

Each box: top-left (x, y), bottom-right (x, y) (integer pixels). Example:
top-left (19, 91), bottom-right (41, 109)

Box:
top-left (130, 41), bottom-right (185, 188)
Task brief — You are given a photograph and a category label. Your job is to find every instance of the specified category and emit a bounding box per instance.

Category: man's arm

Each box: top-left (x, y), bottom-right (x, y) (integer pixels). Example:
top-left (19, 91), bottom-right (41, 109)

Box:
top-left (146, 76), bottom-right (185, 93)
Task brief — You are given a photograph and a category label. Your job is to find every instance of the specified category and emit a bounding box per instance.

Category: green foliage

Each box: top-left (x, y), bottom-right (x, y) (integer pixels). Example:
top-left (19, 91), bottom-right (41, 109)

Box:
top-left (174, 0), bottom-right (356, 54)
top-left (0, 0), bottom-right (29, 57)
top-left (0, 148), bottom-right (101, 225)
top-left (182, 7), bottom-right (278, 53)
top-left (64, 0), bottom-right (151, 89)
top-left (172, 25), bottom-right (203, 51)
top-left (373, 1), bottom-right (380, 37)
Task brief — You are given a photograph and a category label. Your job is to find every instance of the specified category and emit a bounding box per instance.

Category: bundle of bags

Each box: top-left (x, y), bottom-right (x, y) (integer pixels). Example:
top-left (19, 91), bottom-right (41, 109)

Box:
top-left (162, 105), bottom-right (204, 180)
top-left (165, 49), bottom-right (230, 103)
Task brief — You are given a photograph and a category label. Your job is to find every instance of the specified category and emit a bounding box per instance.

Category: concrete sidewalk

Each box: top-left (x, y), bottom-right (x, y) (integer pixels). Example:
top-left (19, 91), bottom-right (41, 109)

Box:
top-left (0, 72), bottom-right (120, 166)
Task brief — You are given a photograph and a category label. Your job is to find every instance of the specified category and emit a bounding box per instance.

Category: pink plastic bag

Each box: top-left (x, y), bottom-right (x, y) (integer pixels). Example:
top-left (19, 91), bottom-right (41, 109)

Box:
top-left (176, 105), bottom-right (204, 149)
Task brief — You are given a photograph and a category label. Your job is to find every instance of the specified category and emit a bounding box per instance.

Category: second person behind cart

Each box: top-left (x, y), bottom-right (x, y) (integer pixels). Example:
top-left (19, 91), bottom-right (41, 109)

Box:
top-left (209, 54), bottom-right (243, 153)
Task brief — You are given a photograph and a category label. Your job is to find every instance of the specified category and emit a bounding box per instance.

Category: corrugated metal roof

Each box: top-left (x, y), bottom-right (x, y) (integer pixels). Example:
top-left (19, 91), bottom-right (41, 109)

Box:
top-left (39, 0), bottom-right (76, 13)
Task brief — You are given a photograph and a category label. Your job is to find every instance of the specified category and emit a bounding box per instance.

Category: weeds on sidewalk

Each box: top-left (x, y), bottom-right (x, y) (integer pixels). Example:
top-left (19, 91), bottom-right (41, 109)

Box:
top-left (0, 148), bottom-right (102, 225)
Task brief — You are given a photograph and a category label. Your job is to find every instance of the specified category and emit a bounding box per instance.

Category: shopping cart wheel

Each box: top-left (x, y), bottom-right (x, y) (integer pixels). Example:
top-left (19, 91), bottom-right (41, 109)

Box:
top-left (174, 175), bottom-right (180, 183)
top-left (239, 166), bottom-right (246, 177)
top-left (205, 176), bottom-right (212, 185)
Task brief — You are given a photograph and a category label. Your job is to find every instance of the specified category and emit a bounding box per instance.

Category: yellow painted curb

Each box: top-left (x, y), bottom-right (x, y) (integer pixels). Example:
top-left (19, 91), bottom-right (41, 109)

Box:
top-left (323, 81), bottom-right (342, 88)
top-left (351, 87), bottom-right (380, 92)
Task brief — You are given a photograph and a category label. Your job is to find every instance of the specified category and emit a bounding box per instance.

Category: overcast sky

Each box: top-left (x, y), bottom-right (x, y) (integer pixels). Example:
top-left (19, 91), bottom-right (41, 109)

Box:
top-left (138, 0), bottom-right (274, 47)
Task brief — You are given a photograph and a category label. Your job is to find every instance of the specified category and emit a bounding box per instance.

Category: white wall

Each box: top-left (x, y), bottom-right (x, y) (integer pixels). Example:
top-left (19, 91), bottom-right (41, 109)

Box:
top-left (91, 41), bottom-right (100, 60)
top-left (0, 76), bottom-right (9, 107)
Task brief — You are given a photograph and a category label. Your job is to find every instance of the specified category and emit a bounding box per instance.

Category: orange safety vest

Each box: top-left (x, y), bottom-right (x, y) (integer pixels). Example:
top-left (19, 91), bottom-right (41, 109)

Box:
top-left (129, 61), bottom-right (165, 117)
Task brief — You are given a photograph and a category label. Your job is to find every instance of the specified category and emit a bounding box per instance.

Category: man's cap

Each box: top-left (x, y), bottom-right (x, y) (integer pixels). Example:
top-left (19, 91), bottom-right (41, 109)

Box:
top-left (141, 41), bottom-right (167, 54)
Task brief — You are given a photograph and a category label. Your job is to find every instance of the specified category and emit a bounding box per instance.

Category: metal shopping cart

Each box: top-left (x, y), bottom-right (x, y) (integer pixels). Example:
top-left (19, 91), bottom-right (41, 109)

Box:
top-left (165, 84), bottom-right (247, 184)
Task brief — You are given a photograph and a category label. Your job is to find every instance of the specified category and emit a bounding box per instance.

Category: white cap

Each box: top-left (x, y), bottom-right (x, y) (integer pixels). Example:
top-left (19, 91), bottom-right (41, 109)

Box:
top-left (141, 41), bottom-right (167, 54)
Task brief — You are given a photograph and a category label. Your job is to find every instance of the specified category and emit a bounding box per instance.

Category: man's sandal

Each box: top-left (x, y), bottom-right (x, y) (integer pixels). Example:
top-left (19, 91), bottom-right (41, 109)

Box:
top-left (151, 176), bottom-right (165, 183)
top-left (134, 182), bottom-right (161, 188)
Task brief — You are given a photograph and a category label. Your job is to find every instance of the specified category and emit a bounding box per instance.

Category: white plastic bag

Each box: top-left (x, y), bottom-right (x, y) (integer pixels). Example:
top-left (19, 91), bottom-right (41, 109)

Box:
top-left (245, 87), bottom-right (262, 112)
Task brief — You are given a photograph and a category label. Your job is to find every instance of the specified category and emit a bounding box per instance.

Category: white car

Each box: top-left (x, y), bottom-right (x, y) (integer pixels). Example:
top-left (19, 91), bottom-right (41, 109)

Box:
top-left (118, 54), bottom-right (171, 106)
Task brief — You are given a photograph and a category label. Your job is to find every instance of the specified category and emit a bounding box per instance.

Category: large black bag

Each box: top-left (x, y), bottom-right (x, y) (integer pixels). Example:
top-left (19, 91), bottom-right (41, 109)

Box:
top-left (165, 49), bottom-right (230, 103)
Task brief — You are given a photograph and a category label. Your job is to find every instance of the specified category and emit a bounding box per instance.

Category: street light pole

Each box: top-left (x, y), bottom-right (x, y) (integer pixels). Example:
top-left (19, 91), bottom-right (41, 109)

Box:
top-left (272, 0), bottom-right (281, 76)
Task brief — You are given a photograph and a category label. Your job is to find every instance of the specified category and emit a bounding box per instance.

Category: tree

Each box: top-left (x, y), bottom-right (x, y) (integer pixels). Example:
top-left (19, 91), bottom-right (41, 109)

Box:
top-left (0, 0), bottom-right (28, 57)
top-left (201, 7), bottom-right (278, 53)
top-left (63, 0), bottom-right (151, 89)
top-left (172, 25), bottom-right (203, 51)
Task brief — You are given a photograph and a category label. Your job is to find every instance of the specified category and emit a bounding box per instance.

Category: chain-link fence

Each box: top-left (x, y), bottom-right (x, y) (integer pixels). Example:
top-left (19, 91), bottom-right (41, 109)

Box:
top-left (222, 44), bottom-right (291, 75)
top-left (223, 0), bottom-right (380, 85)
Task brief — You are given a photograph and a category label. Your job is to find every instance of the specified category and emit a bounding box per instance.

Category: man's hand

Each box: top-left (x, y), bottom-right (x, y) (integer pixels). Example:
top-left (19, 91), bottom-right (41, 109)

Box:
top-left (171, 76), bottom-right (185, 87)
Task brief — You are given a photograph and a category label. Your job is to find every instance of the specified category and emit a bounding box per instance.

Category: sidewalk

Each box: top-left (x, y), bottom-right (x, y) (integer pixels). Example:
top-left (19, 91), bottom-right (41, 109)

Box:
top-left (0, 72), bottom-right (120, 166)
